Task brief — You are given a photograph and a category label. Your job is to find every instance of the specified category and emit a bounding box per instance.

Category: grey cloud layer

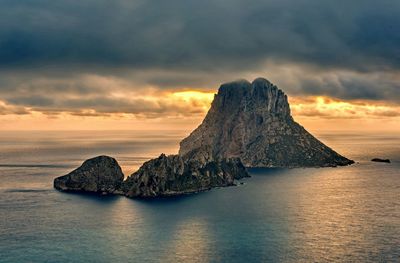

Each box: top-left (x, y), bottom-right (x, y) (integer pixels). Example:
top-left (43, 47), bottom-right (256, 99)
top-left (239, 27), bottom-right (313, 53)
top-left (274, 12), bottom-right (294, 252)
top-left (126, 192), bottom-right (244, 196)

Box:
top-left (0, 0), bottom-right (400, 116)
top-left (1, 0), bottom-right (399, 70)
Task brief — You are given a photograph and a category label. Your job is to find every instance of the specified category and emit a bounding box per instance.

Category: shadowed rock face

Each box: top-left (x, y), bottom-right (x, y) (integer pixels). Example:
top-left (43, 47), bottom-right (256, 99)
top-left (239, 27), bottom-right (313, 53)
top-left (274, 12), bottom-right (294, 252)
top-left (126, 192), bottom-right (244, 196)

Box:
top-left (122, 152), bottom-right (249, 198)
top-left (179, 78), bottom-right (354, 167)
top-left (54, 156), bottom-right (124, 194)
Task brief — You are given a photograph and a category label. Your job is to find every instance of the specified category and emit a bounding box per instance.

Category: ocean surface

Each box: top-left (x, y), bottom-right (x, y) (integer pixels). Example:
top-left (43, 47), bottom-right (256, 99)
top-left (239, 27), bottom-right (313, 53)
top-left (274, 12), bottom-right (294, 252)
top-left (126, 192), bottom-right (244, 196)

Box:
top-left (0, 130), bottom-right (399, 263)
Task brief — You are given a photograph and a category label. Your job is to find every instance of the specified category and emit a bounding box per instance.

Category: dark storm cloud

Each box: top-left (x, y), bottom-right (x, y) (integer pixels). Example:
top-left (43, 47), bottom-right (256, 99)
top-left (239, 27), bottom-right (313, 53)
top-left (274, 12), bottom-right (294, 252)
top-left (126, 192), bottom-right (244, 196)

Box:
top-left (1, 0), bottom-right (399, 71)
top-left (0, 0), bottom-right (400, 116)
top-left (295, 73), bottom-right (400, 101)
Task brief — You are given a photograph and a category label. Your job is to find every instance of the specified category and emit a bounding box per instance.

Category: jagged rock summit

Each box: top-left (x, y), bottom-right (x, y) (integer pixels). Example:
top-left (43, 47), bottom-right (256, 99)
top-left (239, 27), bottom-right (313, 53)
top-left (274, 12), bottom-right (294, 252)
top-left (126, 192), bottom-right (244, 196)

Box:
top-left (179, 78), bottom-right (354, 167)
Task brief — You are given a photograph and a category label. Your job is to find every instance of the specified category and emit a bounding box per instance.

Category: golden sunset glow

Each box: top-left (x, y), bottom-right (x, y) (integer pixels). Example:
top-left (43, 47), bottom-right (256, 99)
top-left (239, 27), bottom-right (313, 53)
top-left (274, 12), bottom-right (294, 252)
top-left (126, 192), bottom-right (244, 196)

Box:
top-left (290, 96), bottom-right (400, 119)
top-left (172, 90), bottom-right (214, 103)
top-left (169, 91), bottom-right (215, 113)
top-left (1, 89), bottom-right (399, 132)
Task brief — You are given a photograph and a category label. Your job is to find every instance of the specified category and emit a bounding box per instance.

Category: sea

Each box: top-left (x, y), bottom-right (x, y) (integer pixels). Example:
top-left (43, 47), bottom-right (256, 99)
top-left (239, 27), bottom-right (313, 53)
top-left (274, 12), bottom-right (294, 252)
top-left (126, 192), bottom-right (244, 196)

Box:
top-left (0, 130), bottom-right (399, 263)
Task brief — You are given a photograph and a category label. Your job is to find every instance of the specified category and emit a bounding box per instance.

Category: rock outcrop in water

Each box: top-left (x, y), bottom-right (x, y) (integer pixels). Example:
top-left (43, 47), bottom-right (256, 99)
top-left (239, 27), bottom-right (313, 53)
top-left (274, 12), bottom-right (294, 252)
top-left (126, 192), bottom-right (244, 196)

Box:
top-left (179, 78), bottom-right (354, 167)
top-left (371, 158), bottom-right (390, 163)
top-left (122, 152), bottom-right (249, 198)
top-left (54, 156), bottom-right (124, 195)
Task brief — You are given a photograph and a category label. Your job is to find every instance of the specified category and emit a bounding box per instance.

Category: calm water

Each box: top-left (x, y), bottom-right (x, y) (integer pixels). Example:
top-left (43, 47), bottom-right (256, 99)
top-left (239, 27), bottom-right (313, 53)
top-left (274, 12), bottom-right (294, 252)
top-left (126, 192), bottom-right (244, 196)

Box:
top-left (0, 130), bottom-right (399, 262)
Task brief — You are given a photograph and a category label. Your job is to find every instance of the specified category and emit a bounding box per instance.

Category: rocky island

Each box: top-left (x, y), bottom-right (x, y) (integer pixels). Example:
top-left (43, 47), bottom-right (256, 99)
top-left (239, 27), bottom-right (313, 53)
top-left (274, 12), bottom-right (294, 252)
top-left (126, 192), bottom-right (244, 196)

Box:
top-left (54, 77), bottom-right (354, 198)
top-left (180, 78), bottom-right (354, 167)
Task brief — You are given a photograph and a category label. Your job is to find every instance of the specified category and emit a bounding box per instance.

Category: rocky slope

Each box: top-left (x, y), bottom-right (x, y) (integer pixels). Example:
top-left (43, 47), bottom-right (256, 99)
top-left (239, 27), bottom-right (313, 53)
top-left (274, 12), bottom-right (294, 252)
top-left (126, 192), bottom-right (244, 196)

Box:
top-left (54, 156), bottom-right (124, 194)
top-left (122, 152), bottom-right (249, 198)
top-left (179, 78), bottom-right (354, 167)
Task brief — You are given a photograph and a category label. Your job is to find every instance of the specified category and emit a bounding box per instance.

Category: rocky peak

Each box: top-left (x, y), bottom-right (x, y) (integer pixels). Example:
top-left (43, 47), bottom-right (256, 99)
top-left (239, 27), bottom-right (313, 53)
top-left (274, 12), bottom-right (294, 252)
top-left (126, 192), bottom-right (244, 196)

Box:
top-left (212, 78), bottom-right (291, 119)
top-left (179, 77), bottom-right (354, 167)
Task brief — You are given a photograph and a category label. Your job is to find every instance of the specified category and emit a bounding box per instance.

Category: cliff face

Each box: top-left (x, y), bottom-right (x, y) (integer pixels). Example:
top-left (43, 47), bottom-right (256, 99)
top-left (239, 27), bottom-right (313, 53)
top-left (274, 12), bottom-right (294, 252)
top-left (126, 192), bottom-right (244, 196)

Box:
top-left (122, 152), bottom-right (249, 198)
top-left (179, 78), bottom-right (354, 167)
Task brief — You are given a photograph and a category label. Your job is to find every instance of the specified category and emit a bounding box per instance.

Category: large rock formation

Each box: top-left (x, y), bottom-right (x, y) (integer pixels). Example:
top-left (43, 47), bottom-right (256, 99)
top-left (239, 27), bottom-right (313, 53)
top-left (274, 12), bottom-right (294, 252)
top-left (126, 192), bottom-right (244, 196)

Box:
top-left (54, 156), bottom-right (124, 194)
top-left (179, 78), bottom-right (354, 167)
top-left (54, 77), bottom-right (354, 199)
top-left (122, 152), bottom-right (249, 198)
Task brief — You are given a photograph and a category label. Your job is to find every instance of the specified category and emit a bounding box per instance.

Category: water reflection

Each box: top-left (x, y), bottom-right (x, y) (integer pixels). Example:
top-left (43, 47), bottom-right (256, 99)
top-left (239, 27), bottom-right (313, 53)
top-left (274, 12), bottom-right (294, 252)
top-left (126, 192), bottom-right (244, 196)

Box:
top-left (282, 167), bottom-right (400, 262)
top-left (163, 219), bottom-right (211, 263)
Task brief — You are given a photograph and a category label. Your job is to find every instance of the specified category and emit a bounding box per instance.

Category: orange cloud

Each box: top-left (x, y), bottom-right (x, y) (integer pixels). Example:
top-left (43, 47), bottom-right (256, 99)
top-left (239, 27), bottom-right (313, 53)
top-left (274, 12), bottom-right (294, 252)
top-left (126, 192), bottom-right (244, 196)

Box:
top-left (1, 91), bottom-right (399, 131)
top-left (290, 96), bottom-right (400, 119)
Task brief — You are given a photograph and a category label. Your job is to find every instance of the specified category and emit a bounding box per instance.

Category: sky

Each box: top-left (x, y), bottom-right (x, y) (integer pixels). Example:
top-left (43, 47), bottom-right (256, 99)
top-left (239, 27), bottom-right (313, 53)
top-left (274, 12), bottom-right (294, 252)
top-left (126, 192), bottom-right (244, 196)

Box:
top-left (0, 0), bottom-right (399, 132)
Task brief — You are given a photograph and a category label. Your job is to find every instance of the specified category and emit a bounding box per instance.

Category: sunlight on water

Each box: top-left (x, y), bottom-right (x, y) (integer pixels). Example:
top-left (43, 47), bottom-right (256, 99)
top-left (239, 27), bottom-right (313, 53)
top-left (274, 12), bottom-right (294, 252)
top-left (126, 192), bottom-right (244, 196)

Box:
top-left (163, 219), bottom-right (211, 263)
top-left (0, 130), bottom-right (399, 262)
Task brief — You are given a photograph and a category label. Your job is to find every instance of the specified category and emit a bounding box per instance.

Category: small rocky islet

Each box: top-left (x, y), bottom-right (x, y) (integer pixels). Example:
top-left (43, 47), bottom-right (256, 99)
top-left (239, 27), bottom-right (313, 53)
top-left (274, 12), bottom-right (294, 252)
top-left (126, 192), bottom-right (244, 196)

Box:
top-left (371, 158), bottom-right (391, 163)
top-left (54, 77), bottom-right (354, 198)
top-left (54, 156), bottom-right (124, 195)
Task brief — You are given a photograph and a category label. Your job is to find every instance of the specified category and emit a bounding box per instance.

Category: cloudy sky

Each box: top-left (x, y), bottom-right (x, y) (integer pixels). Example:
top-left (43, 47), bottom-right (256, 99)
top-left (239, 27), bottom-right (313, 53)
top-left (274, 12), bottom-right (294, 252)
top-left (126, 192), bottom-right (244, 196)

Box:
top-left (1, 0), bottom-right (399, 131)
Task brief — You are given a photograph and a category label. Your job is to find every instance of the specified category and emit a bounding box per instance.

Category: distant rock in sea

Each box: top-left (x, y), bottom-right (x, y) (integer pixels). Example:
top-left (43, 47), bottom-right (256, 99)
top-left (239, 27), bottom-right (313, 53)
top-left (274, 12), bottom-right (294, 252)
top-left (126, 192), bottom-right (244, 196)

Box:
top-left (371, 158), bottom-right (391, 163)
top-left (179, 78), bottom-right (354, 167)
top-left (122, 151), bottom-right (249, 198)
top-left (54, 156), bottom-right (124, 195)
